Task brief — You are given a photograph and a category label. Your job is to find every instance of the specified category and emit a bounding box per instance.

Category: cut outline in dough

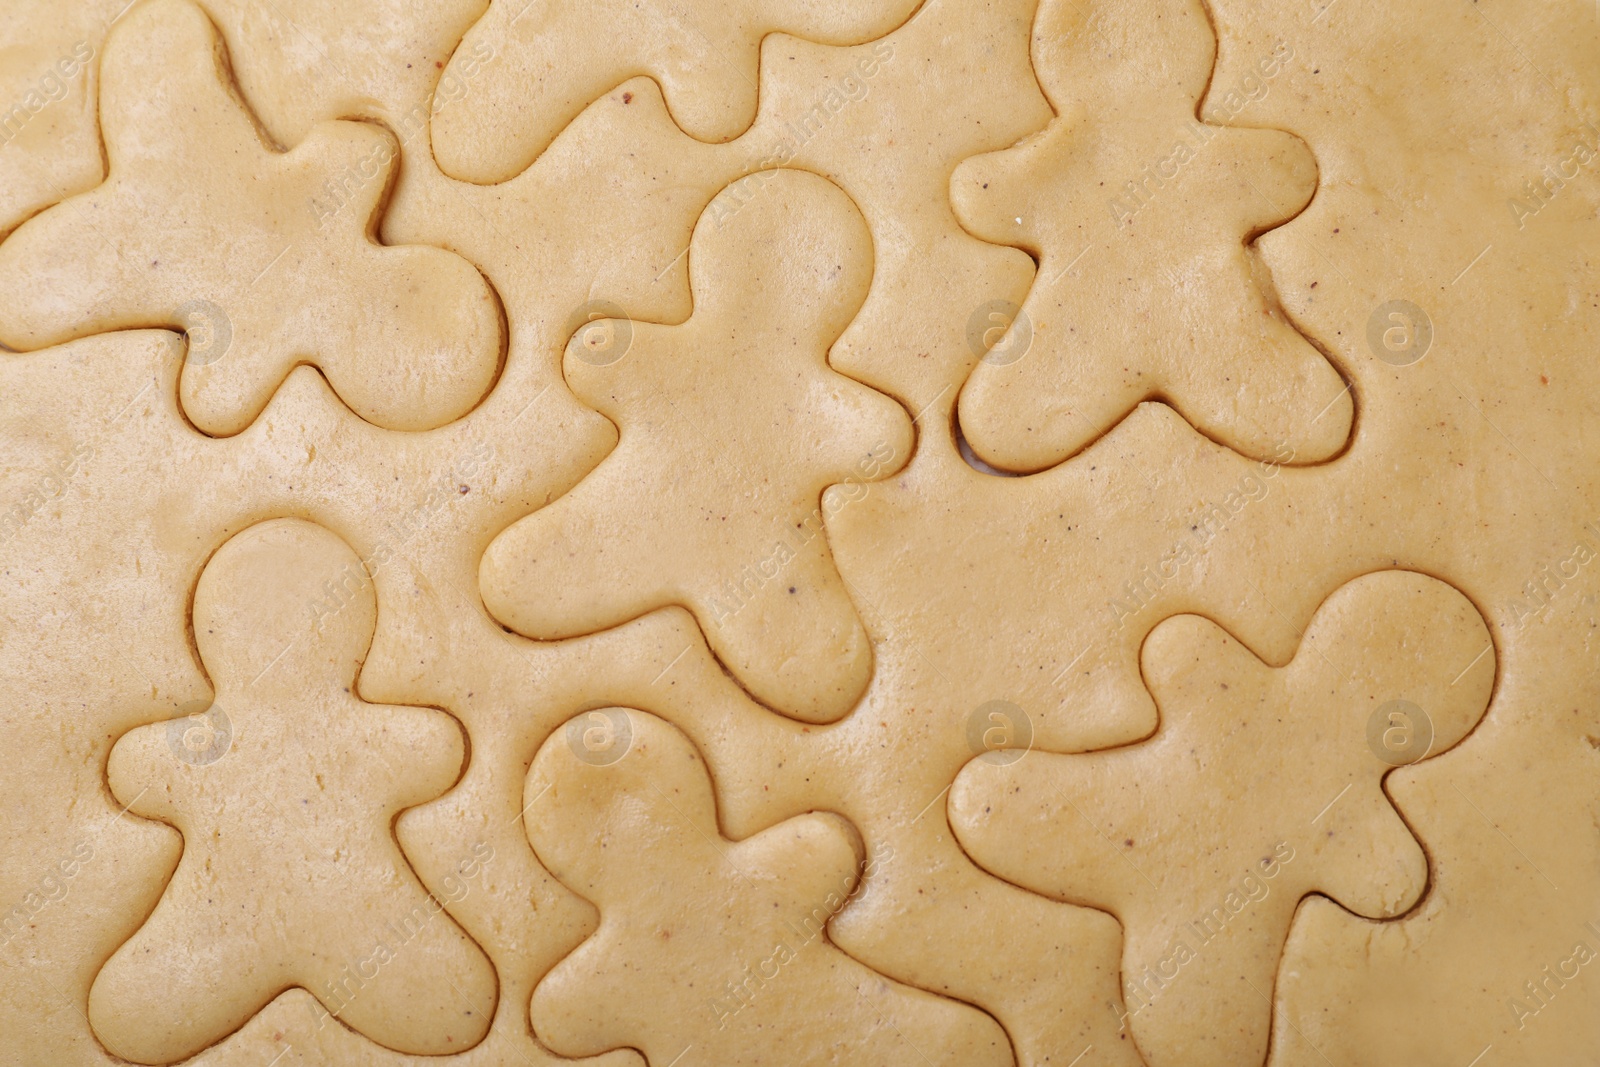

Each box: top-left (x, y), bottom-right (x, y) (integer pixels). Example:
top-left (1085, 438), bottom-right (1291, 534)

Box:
top-left (947, 0), bottom-right (1354, 477)
top-left (948, 568), bottom-right (1499, 1067)
top-left (0, 0), bottom-right (509, 440)
top-left (522, 703), bottom-right (1016, 1066)
top-left (90, 517), bottom-right (497, 1063)
top-left (429, 0), bottom-right (931, 184)
top-left (479, 168), bottom-right (914, 726)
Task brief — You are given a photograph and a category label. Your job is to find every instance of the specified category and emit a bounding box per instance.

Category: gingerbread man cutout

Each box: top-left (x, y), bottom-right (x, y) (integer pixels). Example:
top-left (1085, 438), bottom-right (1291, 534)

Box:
top-left (0, 0), bottom-right (503, 436)
top-left (525, 707), bottom-right (1011, 1066)
top-left (950, 570), bottom-right (1496, 1067)
top-left (480, 170), bottom-right (912, 724)
top-left (91, 519), bottom-right (494, 1062)
top-left (950, 0), bottom-right (1350, 473)
top-left (431, 0), bottom-right (919, 183)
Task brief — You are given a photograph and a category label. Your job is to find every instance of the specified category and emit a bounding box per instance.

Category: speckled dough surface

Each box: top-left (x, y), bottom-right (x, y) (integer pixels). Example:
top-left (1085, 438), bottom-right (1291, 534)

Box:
top-left (0, 0), bottom-right (1596, 1066)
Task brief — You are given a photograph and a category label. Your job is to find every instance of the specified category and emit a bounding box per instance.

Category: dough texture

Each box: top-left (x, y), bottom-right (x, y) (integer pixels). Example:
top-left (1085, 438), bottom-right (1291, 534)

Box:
top-left (0, 0), bottom-right (1595, 1064)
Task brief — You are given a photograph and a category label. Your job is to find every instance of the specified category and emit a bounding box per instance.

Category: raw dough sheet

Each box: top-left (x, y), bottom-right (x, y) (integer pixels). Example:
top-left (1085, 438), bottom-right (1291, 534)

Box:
top-left (0, 0), bottom-right (1596, 1064)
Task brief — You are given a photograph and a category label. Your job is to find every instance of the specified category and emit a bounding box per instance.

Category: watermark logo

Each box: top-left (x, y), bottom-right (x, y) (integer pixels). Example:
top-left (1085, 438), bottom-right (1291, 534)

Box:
top-left (1503, 520), bottom-right (1600, 631)
top-left (707, 42), bottom-right (896, 231)
top-left (0, 41), bottom-right (94, 150)
top-left (1111, 41), bottom-right (1295, 225)
top-left (173, 299), bottom-right (232, 366)
top-left (307, 437), bottom-right (494, 632)
top-left (0, 840), bottom-right (94, 950)
top-left (1200, 42), bottom-right (1295, 124)
top-left (1507, 123), bottom-right (1600, 230)
top-left (0, 441), bottom-right (93, 547)
top-left (966, 700), bottom-right (1033, 766)
top-left (165, 699), bottom-right (232, 766)
top-left (966, 300), bottom-right (1033, 367)
top-left (1107, 443), bottom-right (1295, 633)
top-left (1507, 918), bottom-right (1600, 1031)
top-left (308, 841), bottom-right (494, 1030)
top-left (564, 300), bottom-right (633, 367)
top-left (1366, 300), bottom-right (1432, 366)
top-left (707, 842), bottom-right (892, 1029)
top-left (1114, 841), bottom-right (1296, 1030)
top-left (1365, 700), bottom-right (1433, 766)
top-left (309, 41), bottom-right (498, 228)
top-left (705, 440), bottom-right (899, 628)
top-left (565, 708), bottom-right (633, 767)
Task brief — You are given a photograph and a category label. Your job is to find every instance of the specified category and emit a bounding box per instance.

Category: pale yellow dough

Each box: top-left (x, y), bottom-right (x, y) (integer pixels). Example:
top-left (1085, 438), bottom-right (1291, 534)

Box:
top-left (525, 707), bottom-right (1011, 1066)
top-left (0, 0), bottom-right (1597, 1065)
top-left (479, 170), bottom-right (913, 724)
top-left (0, 0), bottom-right (505, 437)
top-left (95, 518), bottom-right (494, 1062)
